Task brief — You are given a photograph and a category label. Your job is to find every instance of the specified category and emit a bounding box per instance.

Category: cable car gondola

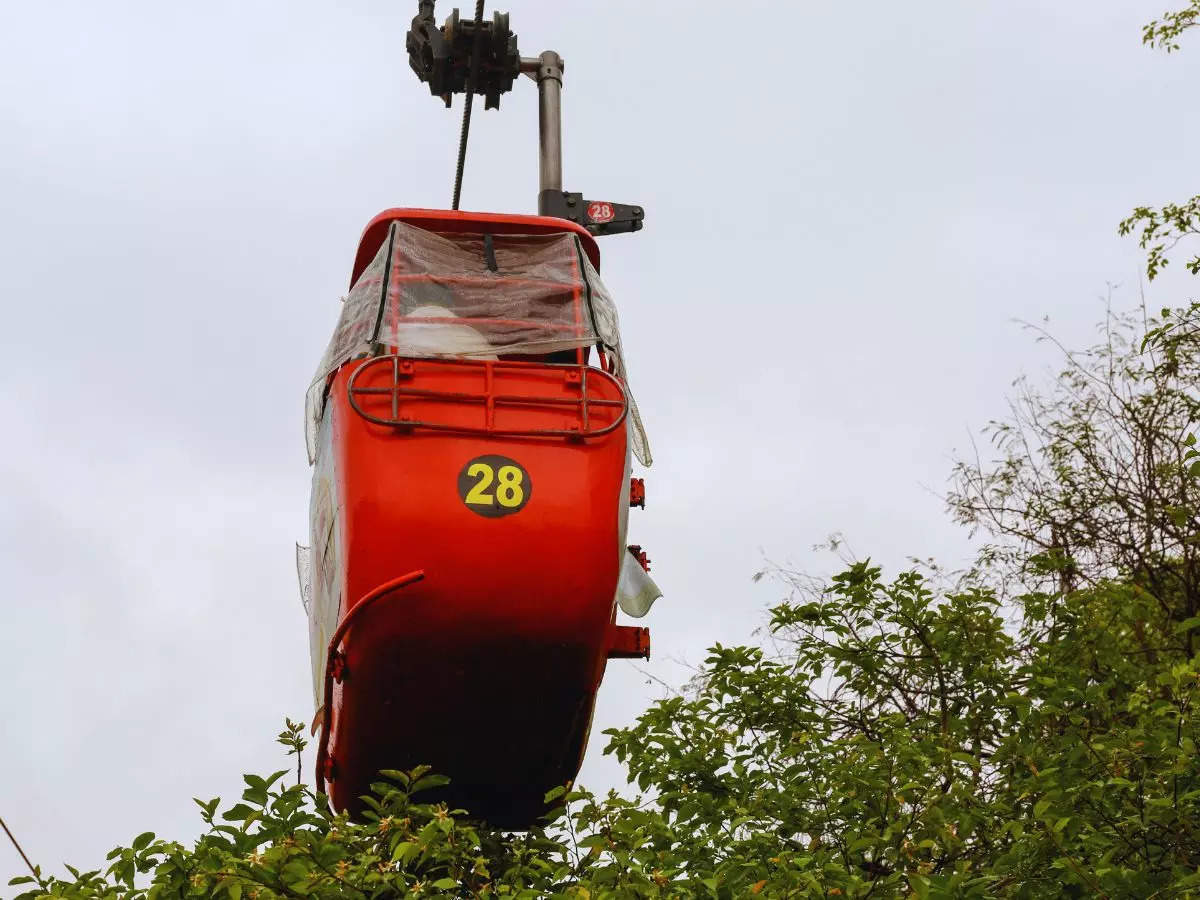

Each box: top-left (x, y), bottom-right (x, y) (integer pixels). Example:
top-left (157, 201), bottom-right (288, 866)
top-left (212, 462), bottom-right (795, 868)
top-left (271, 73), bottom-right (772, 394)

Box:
top-left (296, 2), bottom-right (660, 828)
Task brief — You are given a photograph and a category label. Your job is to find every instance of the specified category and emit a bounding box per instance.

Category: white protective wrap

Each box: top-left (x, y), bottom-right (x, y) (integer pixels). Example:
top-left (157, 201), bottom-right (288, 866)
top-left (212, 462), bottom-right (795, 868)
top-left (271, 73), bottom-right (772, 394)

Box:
top-left (617, 550), bottom-right (662, 618)
top-left (304, 222), bottom-right (650, 467)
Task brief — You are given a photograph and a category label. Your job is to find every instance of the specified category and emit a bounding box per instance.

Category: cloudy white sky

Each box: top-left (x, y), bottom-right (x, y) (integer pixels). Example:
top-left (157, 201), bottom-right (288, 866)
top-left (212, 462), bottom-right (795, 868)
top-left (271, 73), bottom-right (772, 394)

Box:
top-left (3, 0), bottom-right (1199, 883)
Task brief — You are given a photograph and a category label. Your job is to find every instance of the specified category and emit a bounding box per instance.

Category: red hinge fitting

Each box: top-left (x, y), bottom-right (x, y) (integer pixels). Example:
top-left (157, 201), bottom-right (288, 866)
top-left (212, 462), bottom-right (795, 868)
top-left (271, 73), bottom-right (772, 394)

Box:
top-left (628, 544), bottom-right (650, 572)
top-left (629, 477), bottom-right (645, 508)
top-left (329, 652), bottom-right (346, 683)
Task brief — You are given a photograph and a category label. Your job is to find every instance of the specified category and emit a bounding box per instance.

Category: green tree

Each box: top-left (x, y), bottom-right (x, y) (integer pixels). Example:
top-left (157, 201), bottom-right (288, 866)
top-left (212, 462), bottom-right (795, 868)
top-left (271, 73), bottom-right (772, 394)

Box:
top-left (1119, 1), bottom-right (1200, 279)
top-left (15, 308), bottom-right (1200, 899)
top-left (8, 722), bottom-right (572, 899)
top-left (1143, 1), bottom-right (1200, 53)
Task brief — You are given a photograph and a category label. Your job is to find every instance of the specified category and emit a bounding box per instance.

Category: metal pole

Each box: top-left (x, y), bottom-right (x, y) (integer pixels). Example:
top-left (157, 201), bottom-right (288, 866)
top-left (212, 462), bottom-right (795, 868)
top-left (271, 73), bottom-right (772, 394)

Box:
top-left (533, 51), bottom-right (564, 214)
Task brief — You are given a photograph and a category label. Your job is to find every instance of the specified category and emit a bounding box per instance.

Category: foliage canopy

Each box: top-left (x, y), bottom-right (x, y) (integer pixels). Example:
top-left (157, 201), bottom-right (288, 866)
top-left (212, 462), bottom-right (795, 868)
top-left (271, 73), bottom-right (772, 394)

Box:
top-left (13, 311), bottom-right (1200, 899)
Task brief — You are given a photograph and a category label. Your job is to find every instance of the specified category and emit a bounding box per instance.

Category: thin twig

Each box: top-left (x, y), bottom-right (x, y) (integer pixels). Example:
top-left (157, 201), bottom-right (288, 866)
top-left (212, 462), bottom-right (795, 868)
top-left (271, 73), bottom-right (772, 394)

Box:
top-left (1, 815), bottom-right (37, 878)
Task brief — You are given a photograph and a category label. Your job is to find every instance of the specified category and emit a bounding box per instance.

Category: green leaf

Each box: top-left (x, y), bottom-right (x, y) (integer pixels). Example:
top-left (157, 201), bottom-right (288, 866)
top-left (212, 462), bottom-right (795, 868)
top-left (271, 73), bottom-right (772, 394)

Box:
top-left (222, 803), bottom-right (257, 822)
top-left (1174, 616), bottom-right (1200, 634)
top-left (411, 774), bottom-right (451, 794)
top-left (392, 841), bottom-right (420, 863)
top-left (131, 831), bottom-right (155, 852)
top-left (193, 797), bottom-right (221, 821)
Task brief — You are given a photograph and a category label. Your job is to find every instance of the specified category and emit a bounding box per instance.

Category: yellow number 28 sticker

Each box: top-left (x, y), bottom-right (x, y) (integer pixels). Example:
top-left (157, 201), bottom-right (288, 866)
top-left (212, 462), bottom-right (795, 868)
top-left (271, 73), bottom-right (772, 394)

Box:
top-left (457, 455), bottom-right (532, 517)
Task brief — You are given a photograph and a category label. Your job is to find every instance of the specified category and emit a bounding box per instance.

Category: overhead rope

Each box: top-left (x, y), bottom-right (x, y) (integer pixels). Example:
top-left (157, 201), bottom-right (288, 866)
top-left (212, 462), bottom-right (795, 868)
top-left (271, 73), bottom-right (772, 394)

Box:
top-left (451, 0), bottom-right (486, 210)
top-left (1, 814), bottom-right (37, 879)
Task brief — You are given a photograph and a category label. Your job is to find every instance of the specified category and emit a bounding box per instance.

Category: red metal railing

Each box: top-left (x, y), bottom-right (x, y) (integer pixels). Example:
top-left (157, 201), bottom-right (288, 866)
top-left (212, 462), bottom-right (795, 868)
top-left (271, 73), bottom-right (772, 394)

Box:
top-left (316, 570), bottom-right (427, 796)
top-left (347, 356), bottom-right (628, 439)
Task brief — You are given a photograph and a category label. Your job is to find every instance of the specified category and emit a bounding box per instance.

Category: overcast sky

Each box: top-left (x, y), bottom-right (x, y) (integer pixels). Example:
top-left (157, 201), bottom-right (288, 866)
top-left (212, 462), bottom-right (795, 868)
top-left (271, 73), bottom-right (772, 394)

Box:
top-left (3, 0), bottom-right (1199, 883)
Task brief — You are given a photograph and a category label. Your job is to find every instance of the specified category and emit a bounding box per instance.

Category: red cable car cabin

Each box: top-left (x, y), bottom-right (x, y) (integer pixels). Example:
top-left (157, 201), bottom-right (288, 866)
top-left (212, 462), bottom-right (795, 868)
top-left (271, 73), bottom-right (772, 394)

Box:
top-left (299, 208), bottom-right (659, 827)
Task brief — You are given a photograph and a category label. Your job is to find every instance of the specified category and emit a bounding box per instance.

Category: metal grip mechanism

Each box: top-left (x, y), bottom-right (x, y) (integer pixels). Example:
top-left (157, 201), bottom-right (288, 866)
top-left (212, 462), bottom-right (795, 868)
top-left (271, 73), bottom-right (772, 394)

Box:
top-left (406, 1), bottom-right (520, 109)
top-left (406, 2), bottom-right (646, 236)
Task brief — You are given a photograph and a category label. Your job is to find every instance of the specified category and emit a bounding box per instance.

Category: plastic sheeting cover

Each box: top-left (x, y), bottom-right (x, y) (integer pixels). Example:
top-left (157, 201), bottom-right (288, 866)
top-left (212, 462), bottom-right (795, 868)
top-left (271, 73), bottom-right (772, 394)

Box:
top-left (304, 222), bottom-right (650, 466)
top-left (295, 543), bottom-right (312, 615)
top-left (617, 550), bottom-right (662, 618)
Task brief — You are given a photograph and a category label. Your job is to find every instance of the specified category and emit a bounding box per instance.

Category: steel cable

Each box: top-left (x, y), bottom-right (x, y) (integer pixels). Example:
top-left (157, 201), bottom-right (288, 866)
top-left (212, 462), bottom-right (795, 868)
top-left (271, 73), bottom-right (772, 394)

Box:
top-left (451, 0), bottom-right (486, 210)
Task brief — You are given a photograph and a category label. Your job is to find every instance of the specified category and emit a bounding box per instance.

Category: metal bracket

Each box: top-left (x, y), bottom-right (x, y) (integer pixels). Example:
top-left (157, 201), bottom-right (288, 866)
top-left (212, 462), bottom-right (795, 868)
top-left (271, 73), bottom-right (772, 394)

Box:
top-left (628, 544), bottom-right (651, 573)
top-left (629, 478), bottom-right (646, 509)
top-left (607, 623), bottom-right (651, 659)
top-left (539, 191), bottom-right (645, 235)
